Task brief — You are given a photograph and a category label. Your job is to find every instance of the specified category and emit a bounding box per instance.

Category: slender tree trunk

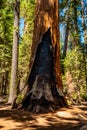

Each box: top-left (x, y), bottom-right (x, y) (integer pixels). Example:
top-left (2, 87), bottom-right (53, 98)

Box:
top-left (4, 71), bottom-right (9, 95)
top-left (73, 0), bottom-right (79, 46)
top-left (62, 1), bottom-right (70, 74)
top-left (8, 0), bottom-right (20, 104)
top-left (63, 23), bottom-right (69, 58)
top-left (62, 0), bottom-right (70, 58)
top-left (1, 72), bottom-right (8, 95)
top-left (1, 73), bottom-right (5, 95)
top-left (21, 0), bottom-right (67, 113)
top-left (62, 21), bottom-right (69, 74)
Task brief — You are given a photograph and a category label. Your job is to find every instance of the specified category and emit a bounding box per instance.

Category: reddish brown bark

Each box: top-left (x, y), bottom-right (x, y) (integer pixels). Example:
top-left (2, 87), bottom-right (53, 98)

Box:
top-left (29, 0), bottom-right (63, 91)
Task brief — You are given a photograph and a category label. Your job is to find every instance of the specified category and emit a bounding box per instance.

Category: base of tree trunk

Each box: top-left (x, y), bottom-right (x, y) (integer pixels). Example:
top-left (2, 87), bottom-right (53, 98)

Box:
top-left (21, 75), bottom-right (67, 113)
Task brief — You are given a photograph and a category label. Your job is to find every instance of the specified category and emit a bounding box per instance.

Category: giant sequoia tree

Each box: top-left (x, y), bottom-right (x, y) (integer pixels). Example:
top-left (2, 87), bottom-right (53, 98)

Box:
top-left (21, 0), bottom-right (67, 113)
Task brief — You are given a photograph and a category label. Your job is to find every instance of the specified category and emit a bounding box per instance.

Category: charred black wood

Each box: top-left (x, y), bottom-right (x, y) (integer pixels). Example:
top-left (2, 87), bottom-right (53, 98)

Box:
top-left (28, 29), bottom-right (54, 90)
top-left (21, 29), bottom-right (67, 112)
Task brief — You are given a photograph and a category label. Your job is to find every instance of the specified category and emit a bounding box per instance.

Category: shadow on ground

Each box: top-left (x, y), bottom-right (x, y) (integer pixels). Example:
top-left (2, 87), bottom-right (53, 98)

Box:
top-left (0, 104), bottom-right (87, 130)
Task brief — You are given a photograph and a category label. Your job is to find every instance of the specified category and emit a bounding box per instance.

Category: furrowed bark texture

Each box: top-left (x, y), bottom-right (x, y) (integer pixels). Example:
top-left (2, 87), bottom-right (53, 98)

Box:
top-left (8, 0), bottom-right (20, 104)
top-left (21, 0), bottom-right (67, 113)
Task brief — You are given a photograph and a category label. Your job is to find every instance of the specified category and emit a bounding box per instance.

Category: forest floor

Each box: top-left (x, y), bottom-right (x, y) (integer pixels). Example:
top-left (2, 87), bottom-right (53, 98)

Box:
top-left (0, 96), bottom-right (87, 130)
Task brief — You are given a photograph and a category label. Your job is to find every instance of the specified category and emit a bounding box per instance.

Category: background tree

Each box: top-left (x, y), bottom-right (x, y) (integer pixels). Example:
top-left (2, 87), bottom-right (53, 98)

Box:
top-left (8, 0), bottom-right (20, 104)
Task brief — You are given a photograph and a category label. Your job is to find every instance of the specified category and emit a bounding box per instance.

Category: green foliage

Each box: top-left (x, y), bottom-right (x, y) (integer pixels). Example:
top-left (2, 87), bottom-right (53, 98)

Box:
top-left (64, 47), bottom-right (81, 72)
top-left (81, 94), bottom-right (87, 101)
top-left (16, 94), bottom-right (23, 104)
top-left (0, 0), bottom-right (13, 93)
top-left (60, 0), bottom-right (82, 48)
top-left (63, 46), bottom-right (87, 101)
top-left (18, 0), bottom-right (35, 81)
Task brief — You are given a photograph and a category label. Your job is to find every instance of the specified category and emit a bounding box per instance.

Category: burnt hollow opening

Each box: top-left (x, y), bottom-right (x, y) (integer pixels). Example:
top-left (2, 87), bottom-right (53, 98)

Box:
top-left (28, 29), bottom-right (55, 89)
top-left (22, 29), bottom-right (67, 112)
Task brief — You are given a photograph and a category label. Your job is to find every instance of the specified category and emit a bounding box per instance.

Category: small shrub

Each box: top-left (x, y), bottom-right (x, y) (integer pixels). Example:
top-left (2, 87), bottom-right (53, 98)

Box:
top-left (16, 94), bottom-right (23, 104)
top-left (81, 94), bottom-right (87, 101)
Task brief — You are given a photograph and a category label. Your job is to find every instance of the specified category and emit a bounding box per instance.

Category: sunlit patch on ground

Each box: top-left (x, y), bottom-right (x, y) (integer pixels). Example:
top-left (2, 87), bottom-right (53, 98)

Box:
top-left (0, 104), bottom-right (87, 130)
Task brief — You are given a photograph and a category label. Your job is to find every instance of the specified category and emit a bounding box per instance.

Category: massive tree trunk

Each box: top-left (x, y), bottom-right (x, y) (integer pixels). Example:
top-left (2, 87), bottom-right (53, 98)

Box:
top-left (21, 0), bottom-right (67, 113)
top-left (8, 0), bottom-right (20, 104)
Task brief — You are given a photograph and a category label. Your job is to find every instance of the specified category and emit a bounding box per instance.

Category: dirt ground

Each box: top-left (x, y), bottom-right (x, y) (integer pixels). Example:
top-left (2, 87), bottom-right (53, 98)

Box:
top-left (0, 99), bottom-right (87, 130)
